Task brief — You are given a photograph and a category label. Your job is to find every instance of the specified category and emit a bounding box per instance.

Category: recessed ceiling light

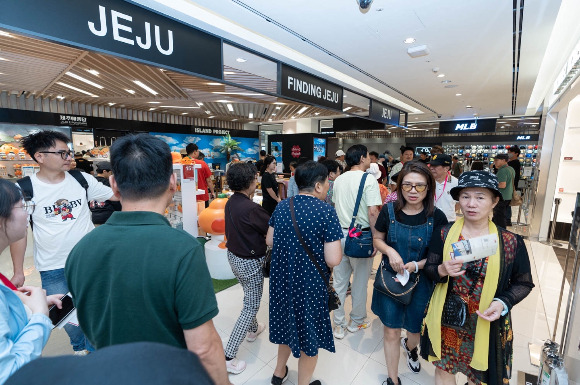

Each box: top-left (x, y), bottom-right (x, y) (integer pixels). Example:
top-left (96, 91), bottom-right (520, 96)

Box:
top-left (343, 107), bottom-right (352, 112)
top-left (65, 72), bottom-right (104, 89)
top-left (232, 119), bottom-right (238, 121)
top-left (0, 31), bottom-right (14, 38)
top-left (148, 101), bottom-right (160, 104)
top-left (314, 112), bottom-right (320, 115)
top-left (205, 110), bottom-right (211, 114)
top-left (125, 89), bottom-right (136, 94)
top-left (108, 102), bottom-right (116, 106)
top-left (212, 91), bottom-right (263, 96)
top-left (236, 58), bottom-right (247, 63)
top-left (404, 38), bottom-right (416, 44)
top-left (197, 102), bottom-right (204, 106)
top-left (466, 105), bottom-right (473, 108)
top-left (275, 106), bottom-right (281, 110)
top-left (456, 93), bottom-right (462, 96)
top-left (498, 121), bottom-right (507, 123)
top-left (160, 106), bottom-right (200, 109)
top-left (209, 116), bottom-right (215, 119)
top-left (216, 100), bottom-right (231, 103)
top-left (297, 106), bottom-right (308, 114)
top-left (181, 112), bottom-right (188, 115)
top-left (249, 112), bottom-right (254, 119)
top-left (501, 125), bottom-right (505, 128)
top-left (149, 108), bottom-right (156, 111)
top-left (56, 82), bottom-right (98, 97)
top-left (437, 74), bottom-right (445, 78)
top-left (273, 102), bottom-right (286, 105)
top-left (207, 82), bottom-right (222, 86)
top-left (57, 95), bottom-right (65, 100)
top-left (86, 69), bottom-right (100, 76)
top-left (269, 119), bottom-right (273, 121)
top-left (223, 71), bottom-right (236, 75)
top-left (227, 103), bottom-right (234, 112)
top-left (133, 80), bottom-right (158, 95)
top-left (0, 57), bottom-right (10, 61)
top-left (272, 114), bottom-right (276, 116)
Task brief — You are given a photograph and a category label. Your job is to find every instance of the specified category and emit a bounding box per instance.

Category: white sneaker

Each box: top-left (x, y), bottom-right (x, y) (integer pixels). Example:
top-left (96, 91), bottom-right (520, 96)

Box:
top-left (226, 358), bottom-right (247, 374)
top-left (246, 322), bottom-right (266, 342)
top-left (347, 320), bottom-right (371, 333)
top-left (73, 349), bottom-right (89, 357)
top-left (334, 325), bottom-right (346, 339)
top-left (401, 337), bottom-right (421, 373)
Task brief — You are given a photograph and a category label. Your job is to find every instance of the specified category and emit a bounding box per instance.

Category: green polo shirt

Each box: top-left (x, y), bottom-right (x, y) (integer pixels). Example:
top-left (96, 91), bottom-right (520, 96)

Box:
top-left (65, 211), bottom-right (218, 350)
top-left (496, 164), bottom-right (515, 201)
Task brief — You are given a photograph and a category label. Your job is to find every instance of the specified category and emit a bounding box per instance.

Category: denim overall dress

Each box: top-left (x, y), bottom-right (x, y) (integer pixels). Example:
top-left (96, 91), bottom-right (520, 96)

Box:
top-left (371, 203), bottom-right (434, 333)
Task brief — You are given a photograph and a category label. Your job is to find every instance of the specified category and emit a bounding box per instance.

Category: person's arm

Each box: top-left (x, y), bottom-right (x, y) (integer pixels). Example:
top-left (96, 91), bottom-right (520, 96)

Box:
top-left (324, 240), bottom-right (342, 267)
top-left (373, 230), bottom-right (405, 274)
top-left (10, 236), bottom-right (27, 287)
top-left (266, 226), bottom-right (274, 247)
top-left (184, 320), bottom-right (232, 385)
top-left (498, 181), bottom-right (507, 189)
top-left (206, 177), bottom-right (215, 198)
top-left (266, 188), bottom-right (280, 202)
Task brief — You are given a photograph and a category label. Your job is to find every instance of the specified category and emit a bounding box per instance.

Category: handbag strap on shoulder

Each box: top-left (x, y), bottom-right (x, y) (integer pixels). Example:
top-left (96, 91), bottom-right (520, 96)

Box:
top-left (289, 197), bottom-right (331, 288)
top-left (349, 173), bottom-right (369, 229)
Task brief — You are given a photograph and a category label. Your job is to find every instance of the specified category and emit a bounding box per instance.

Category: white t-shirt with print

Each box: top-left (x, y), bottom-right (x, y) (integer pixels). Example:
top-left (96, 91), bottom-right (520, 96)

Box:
top-left (29, 172), bottom-right (113, 271)
top-left (332, 170), bottom-right (383, 229)
top-left (434, 175), bottom-right (458, 222)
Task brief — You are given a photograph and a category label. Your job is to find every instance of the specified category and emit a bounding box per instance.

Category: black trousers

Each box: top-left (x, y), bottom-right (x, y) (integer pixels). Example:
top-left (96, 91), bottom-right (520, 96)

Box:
top-left (492, 199), bottom-right (511, 229)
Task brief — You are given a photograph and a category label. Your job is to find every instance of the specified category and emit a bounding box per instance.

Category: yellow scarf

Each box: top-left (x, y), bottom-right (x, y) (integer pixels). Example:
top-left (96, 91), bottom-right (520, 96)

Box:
top-left (424, 217), bottom-right (500, 371)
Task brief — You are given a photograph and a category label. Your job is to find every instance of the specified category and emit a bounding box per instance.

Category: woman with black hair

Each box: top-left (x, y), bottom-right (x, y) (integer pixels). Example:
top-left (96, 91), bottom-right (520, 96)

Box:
top-left (261, 155), bottom-right (280, 215)
top-left (371, 161), bottom-right (448, 385)
top-left (0, 180), bottom-right (63, 383)
top-left (266, 161), bottom-right (343, 385)
top-left (223, 163), bottom-right (270, 375)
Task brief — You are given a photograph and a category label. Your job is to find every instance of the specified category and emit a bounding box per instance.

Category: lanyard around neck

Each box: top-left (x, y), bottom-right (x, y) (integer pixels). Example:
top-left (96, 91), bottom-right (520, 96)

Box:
top-left (435, 174), bottom-right (449, 202)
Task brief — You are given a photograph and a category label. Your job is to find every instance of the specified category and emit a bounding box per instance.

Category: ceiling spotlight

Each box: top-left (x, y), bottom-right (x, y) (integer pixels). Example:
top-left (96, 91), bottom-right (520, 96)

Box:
top-left (57, 95), bottom-right (65, 100)
top-left (404, 37), bottom-right (416, 44)
top-left (466, 105), bottom-right (473, 108)
top-left (197, 102), bottom-right (204, 106)
top-left (456, 93), bottom-right (462, 96)
top-left (133, 80), bottom-right (158, 95)
top-left (149, 108), bottom-right (156, 111)
top-left (437, 74), bottom-right (445, 78)
top-left (205, 110), bottom-right (211, 114)
top-left (275, 106), bottom-right (281, 109)
top-left (269, 119), bottom-right (273, 121)
top-left (182, 112), bottom-right (188, 115)
top-left (107, 102), bottom-right (116, 106)
top-left (227, 103), bottom-right (234, 112)
top-left (249, 112), bottom-right (254, 119)
top-left (236, 57), bottom-right (247, 63)
top-left (272, 114), bottom-right (276, 116)
top-left (314, 112), bottom-right (320, 115)
top-left (209, 116), bottom-right (215, 119)
top-left (0, 31), bottom-right (14, 38)
top-left (232, 119), bottom-right (238, 121)
top-left (125, 89), bottom-right (135, 95)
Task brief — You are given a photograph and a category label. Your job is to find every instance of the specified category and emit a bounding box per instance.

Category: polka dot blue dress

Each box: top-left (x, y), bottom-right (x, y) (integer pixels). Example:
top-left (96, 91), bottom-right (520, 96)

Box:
top-left (268, 195), bottom-right (343, 358)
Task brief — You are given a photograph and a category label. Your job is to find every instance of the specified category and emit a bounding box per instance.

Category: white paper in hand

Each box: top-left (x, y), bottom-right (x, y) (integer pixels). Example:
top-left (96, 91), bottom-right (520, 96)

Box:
top-left (451, 233), bottom-right (498, 263)
top-left (396, 270), bottom-right (410, 286)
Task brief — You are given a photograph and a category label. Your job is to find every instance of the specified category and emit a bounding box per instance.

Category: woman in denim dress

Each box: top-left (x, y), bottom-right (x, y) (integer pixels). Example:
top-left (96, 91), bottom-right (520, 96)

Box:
top-left (371, 162), bottom-right (448, 385)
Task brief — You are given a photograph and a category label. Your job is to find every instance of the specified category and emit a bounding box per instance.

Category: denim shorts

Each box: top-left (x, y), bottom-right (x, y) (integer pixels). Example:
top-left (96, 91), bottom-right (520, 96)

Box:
top-left (371, 271), bottom-right (433, 333)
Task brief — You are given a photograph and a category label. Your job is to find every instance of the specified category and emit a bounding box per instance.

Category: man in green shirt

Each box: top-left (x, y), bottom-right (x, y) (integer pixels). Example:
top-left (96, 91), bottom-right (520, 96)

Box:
top-left (492, 153), bottom-right (515, 228)
top-left (66, 134), bottom-right (231, 385)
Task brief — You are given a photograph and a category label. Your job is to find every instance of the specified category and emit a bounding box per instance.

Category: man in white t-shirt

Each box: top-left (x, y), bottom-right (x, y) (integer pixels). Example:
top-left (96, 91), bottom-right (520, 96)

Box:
top-left (428, 154), bottom-right (459, 222)
top-left (332, 145), bottom-right (382, 339)
top-left (10, 130), bottom-right (115, 355)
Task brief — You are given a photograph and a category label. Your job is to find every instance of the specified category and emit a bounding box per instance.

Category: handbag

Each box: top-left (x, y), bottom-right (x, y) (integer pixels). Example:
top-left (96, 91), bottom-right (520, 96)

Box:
top-left (441, 260), bottom-right (484, 330)
top-left (344, 173), bottom-right (374, 258)
top-left (227, 203), bottom-right (270, 278)
top-left (289, 197), bottom-right (341, 311)
top-left (373, 259), bottom-right (419, 305)
top-left (509, 168), bottom-right (522, 206)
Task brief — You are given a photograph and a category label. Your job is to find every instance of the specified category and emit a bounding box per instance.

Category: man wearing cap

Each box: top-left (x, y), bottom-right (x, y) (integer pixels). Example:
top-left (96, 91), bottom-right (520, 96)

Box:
top-left (428, 154), bottom-right (459, 222)
top-left (492, 153), bottom-right (515, 228)
top-left (335, 149), bottom-right (347, 170)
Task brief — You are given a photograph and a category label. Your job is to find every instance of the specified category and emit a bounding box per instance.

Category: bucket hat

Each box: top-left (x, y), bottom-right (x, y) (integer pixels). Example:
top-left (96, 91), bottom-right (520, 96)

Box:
top-left (450, 170), bottom-right (502, 200)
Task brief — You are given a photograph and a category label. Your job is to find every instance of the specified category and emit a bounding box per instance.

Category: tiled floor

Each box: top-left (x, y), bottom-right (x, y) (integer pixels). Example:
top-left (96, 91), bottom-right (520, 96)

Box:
top-left (0, 224), bottom-right (565, 385)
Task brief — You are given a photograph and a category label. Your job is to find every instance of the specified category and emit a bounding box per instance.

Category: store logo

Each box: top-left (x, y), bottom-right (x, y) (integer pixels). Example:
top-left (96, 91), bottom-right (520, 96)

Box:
top-left (60, 115), bottom-right (87, 126)
top-left (382, 108), bottom-right (392, 120)
top-left (455, 123), bottom-right (477, 131)
top-left (291, 145), bottom-right (302, 158)
top-left (88, 5), bottom-right (174, 55)
top-left (516, 135), bottom-right (531, 140)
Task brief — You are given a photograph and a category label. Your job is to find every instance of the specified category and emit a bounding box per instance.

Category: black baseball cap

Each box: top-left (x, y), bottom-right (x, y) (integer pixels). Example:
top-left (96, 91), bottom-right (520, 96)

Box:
top-left (96, 161), bottom-right (112, 172)
top-left (428, 154), bottom-right (452, 167)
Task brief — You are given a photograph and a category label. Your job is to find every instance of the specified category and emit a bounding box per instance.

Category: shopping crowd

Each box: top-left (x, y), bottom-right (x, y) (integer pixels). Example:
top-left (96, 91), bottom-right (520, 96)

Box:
top-left (0, 131), bottom-right (534, 385)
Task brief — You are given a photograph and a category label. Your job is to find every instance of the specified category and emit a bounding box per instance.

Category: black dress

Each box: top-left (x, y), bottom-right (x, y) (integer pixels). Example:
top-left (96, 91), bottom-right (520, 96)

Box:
top-left (261, 171), bottom-right (279, 215)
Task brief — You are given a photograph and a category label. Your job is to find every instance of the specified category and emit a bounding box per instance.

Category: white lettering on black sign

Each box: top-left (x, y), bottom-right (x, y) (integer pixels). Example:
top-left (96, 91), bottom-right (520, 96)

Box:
top-left (59, 115), bottom-right (88, 127)
top-left (516, 135), bottom-right (531, 140)
top-left (287, 76), bottom-right (340, 104)
top-left (88, 5), bottom-right (174, 55)
top-left (455, 123), bottom-right (477, 131)
top-left (382, 108), bottom-right (392, 120)
top-left (194, 127), bottom-right (230, 135)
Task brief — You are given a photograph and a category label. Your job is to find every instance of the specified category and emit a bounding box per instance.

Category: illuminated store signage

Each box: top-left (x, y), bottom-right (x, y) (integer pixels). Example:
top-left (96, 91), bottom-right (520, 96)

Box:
top-left (439, 119), bottom-right (497, 134)
top-left (369, 99), bottom-right (401, 126)
top-left (0, 0), bottom-right (222, 78)
top-left (280, 65), bottom-right (343, 110)
top-left (516, 135), bottom-right (531, 140)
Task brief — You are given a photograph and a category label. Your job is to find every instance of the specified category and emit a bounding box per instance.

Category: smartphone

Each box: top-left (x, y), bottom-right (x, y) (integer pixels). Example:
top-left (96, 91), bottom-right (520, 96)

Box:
top-left (48, 293), bottom-right (75, 327)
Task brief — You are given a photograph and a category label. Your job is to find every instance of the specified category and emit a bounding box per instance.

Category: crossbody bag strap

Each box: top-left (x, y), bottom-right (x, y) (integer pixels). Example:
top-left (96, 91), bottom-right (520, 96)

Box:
top-left (289, 197), bottom-right (331, 286)
top-left (349, 173), bottom-right (369, 229)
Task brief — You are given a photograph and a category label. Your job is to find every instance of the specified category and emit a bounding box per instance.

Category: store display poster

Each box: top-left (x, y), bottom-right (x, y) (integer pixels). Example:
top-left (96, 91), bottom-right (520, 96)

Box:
top-left (313, 137), bottom-right (326, 161)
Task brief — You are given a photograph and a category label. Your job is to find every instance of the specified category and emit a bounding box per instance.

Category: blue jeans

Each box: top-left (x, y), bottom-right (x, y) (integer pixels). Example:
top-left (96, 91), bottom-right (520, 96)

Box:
top-left (40, 268), bottom-right (94, 352)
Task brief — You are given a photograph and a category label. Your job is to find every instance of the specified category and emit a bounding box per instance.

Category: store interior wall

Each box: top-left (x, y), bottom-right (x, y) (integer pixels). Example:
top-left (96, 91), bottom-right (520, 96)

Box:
top-left (282, 118), bottom-right (318, 134)
top-left (341, 137), bottom-right (406, 157)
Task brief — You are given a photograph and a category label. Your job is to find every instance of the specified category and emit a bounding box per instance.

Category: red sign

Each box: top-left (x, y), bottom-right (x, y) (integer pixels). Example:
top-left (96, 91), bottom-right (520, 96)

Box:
top-left (559, 188), bottom-right (564, 193)
top-left (183, 164), bottom-right (196, 180)
top-left (291, 145), bottom-right (302, 158)
top-left (564, 157), bottom-right (574, 161)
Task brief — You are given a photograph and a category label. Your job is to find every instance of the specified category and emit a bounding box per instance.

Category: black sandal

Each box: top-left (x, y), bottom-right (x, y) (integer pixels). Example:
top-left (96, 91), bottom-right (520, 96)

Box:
top-left (271, 365), bottom-right (288, 385)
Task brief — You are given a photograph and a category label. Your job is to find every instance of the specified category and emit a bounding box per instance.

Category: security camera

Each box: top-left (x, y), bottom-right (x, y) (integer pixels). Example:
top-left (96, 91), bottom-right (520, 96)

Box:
top-left (437, 114), bottom-right (442, 119)
top-left (358, 0), bottom-right (373, 9)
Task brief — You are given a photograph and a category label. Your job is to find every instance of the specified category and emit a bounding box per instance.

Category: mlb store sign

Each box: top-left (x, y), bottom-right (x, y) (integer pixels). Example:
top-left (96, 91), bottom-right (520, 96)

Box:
top-left (438, 119), bottom-right (497, 134)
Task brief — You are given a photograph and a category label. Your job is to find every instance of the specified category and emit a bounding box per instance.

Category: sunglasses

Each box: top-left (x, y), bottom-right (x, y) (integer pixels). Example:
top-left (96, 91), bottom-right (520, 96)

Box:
top-left (401, 183), bottom-right (428, 193)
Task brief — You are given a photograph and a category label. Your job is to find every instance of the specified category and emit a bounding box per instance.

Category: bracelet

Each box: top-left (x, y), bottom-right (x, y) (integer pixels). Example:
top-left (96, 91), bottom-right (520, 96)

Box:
top-left (412, 261), bottom-right (419, 273)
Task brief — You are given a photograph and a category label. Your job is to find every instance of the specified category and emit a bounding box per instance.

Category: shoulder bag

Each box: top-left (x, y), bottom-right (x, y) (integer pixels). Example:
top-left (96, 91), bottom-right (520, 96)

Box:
top-left (344, 173), bottom-right (374, 258)
top-left (509, 168), bottom-right (522, 206)
top-left (289, 197), bottom-right (341, 311)
top-left (227, 203), bottom-right (272, 278)
top-left (373, 259), bottom-right (419, 305)
top-left (441, 260), bottom-right (484, 330)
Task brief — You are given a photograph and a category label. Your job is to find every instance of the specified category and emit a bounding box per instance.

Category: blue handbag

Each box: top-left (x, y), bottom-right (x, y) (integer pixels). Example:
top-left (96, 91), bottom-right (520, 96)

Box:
top-left (344, 173), bottom-right (374, 258)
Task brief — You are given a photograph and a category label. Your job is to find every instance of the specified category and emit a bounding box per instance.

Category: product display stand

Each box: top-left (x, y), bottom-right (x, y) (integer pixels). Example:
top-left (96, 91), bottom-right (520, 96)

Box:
top-left (167, 164), bottom-right (202, 238)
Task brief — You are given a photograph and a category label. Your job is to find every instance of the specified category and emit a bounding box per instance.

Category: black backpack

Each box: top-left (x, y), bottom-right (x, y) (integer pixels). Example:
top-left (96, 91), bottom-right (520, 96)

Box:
top-left (17, 170), bottom-right (89, 230)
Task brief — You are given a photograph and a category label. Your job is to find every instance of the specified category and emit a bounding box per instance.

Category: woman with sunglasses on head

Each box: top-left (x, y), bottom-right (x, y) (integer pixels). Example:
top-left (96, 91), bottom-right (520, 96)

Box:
top-left (0, 180), bottom-right (64, 383)
top-left (371, 161), bottom-right (448, 385)
top-left (420, 171), bottom-right (534, 385)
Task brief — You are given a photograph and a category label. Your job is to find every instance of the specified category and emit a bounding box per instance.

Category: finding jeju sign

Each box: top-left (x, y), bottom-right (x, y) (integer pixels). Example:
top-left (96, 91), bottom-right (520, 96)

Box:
top-left (279, 64), bottom-right (343, 110)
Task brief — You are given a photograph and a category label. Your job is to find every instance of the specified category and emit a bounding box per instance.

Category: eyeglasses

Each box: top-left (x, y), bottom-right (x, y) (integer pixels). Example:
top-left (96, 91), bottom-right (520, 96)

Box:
top-left (16, 199), bottom-right (35, 215)
top-left (39, 150), bottom-right (74, 160)
top-left (401, 183), bottom-right (428, 193)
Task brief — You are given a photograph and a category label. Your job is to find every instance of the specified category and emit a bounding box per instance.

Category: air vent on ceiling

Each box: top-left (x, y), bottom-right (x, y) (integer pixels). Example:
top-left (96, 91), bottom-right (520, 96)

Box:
top-left (320, 119), bottom-right (333, 129)
top-left (407, 45), bottom-right (430, 58)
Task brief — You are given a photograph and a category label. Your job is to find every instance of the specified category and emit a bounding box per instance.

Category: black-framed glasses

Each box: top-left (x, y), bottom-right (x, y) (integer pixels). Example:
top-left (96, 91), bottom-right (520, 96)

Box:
top-left (39, 150), bottom-right (73, 160)
top-left (401, 183), bottom-right (428, 193)
top-left (16, 199), bottom-right (35, 215)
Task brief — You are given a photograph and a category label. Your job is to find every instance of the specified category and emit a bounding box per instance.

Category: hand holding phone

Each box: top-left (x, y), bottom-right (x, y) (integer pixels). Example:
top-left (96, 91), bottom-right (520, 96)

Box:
top-left (16, 286), bottom-right (50, 316)
top-left (48, 293), bottom-right (75, 328)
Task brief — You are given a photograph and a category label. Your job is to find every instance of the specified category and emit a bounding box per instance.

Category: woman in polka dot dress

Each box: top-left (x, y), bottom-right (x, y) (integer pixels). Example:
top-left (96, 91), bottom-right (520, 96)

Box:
top-left (266, 161), bottom-right (343, 385)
